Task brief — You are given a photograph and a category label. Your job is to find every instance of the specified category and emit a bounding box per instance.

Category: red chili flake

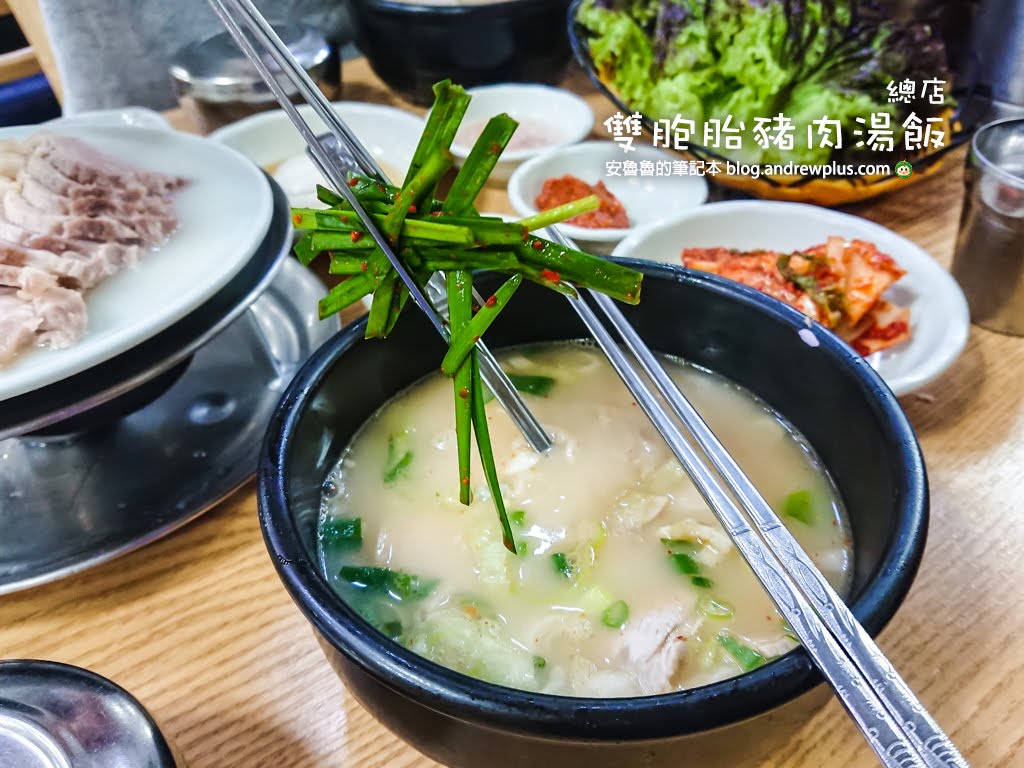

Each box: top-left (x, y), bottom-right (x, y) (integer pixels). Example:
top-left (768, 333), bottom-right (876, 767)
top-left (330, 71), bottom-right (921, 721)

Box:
top-left (351, 231), bottom-right (363, 243)
top-left (625, 292), bottom-right (634, 300)
top-left (360, 261), bottom-right (368, 272)
top-left (292, 213), bottom-right (302, 226)
top-left (485, 295), bottom-right (497, 308)
top-left (675, 636), bottom-right (687, 642)
top-left (461, 477), bottom-right (470, 486)
top-left (541, 269), bottom-right (561, 284)
top-left (432, 211), bottom-right (443, 218)
top-left (489, 142), bottom-right (501, 155)
top-left (409, 204), bottom-right (418, 213)
top-left (458, 387), bottom-right (470, 399)
top-left (472, 336), bottom-right (480, 342)
top-left (377, 184), bottom-right (386, 193)
top-left (531, 240), bottom-right (544, 251)
top-left (347, 178), bottom-right (359, 187)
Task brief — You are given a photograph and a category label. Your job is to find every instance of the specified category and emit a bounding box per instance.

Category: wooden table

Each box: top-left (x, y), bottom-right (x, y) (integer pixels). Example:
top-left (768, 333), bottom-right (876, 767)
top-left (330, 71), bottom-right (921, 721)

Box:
top-left (2, 59), bottom-right (1022, 768)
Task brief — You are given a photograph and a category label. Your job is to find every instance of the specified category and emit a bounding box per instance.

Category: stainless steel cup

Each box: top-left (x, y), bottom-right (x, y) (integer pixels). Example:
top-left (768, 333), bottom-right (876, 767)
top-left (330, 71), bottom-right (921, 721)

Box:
top-left (0, 660), bottom-right (180, 767)
top-left (950, 118), bottom-right (1024, 335)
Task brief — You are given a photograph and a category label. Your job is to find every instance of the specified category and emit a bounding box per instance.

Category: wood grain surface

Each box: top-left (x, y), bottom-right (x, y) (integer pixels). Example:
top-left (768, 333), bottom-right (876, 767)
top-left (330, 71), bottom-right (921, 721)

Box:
top-left (2, 59), bottom-right (1022, 768)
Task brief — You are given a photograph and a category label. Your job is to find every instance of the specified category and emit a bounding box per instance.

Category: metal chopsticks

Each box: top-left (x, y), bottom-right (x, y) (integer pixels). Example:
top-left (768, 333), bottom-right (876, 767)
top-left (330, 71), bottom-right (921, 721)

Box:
top-left (206, 2), bottom-right (968, 765)
top-left (204, 0), bottom-right (552, 454)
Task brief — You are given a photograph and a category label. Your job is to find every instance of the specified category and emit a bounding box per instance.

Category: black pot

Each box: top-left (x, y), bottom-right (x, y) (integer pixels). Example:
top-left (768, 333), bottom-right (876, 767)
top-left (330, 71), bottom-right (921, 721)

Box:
top-left (258, 262), bottom-right (928, 767)
top-left (349, 0), bottom-right (575, 106)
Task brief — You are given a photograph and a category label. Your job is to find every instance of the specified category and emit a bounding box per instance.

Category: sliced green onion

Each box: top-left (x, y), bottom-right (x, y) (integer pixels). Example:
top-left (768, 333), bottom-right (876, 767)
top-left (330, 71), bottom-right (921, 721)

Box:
top-left (670, 553), bottom-right (701, 575)
top-left (338, 566), bottom-right (438, 602)
top-left (717, 632), bottom-right (767, 672)
top-left (508, 374), bottom-right (556, 397)
top-left (321, 517), bottom-right (362, 552)
top-left (601, 600), bottom-right (630, 629)
top-left (691, 576), bottom-right (714, 589)
top-left (551, 552), bottom-right (575, 579)
top-left (698, 597), bottom-right (734, 619)
top-left (782, 490), bottom-right (816, 525)
top-left (383, 435), bottom-right (413, 484)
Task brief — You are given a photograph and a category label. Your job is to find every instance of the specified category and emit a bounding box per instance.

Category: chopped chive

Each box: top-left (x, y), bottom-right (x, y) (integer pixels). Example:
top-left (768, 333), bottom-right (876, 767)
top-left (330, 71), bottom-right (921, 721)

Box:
top-left (339, 566), bottom-right (438, 602)
top-left (470, 350), bottom-right (517, 553)
top-left (698, 597), bottom-right (734, 619)
top-left (532, 655), bottom-right (547, 670)
top-left (441, 275), bottom-right (523, 375)
top-left (515, 194), bottom-right (599, 231)
top-left (510, 510), bottom-right (526, 527)
top-left (691, 576), bottom-right (714, 589)
top-left (601, 600), bottom-right (630, 629)
top-left (551, 552), bottom-right (575, 579)
top-left (508, 374), bottom-right (556, 397)
top-left (782, 489), bottom-right (816, 525)
top-left (321, 517), bottom-right (362, 552)
top-left (670, 553), bottom-right (701, 575)
top-left (781, 619), bottom-right (799, 643)
top-left (383, 435), bottom-right (413, 483)
top-left (516, 541), bottom-right (528, 556)
top-left (717, 632), bottom-right (767, 672)
top-left (663, 538), bottom-right (700, 556)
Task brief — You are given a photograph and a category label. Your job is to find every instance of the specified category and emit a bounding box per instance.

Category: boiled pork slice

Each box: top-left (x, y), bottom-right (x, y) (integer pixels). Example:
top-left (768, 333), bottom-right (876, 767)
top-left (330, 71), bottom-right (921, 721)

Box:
top-left (34, 134), bottom-right (188, 196)
top-left (25, 152), bottom-right (148, 202)
top-left (0, 218), bottom-right (143, 270)
top-left (615, 602), bottom-right (703, 695)
top-left (0, 238), bottom-right (109, 289)
top-left (20, 173), bottom-right (174, 220)
top-left (0, 266), bottom-right (87, 359)
top-left (4, 189), bottom-right (145, 244)
top-left (0, 289), bottom-right (42, 364)
top-left (0, 131), bottom-right (187, 368)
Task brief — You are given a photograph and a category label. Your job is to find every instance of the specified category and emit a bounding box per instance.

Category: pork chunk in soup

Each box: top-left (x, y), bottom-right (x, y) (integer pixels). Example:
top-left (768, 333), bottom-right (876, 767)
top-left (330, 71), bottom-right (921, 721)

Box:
top-left (319, 344), bottom-right (852, 697)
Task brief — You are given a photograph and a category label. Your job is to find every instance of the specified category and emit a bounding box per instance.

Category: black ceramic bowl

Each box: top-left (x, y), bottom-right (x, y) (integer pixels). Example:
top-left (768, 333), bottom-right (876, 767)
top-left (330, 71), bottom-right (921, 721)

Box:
top-left (258, 261), bottom-right (928, 768)
top-left (349, 0), bottom-right (575, 106)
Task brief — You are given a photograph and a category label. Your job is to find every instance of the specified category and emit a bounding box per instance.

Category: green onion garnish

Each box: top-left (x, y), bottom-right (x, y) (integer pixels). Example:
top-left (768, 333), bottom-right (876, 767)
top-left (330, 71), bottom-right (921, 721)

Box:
top-left (321, 517), bottom-right (362, 551)
top-left (782, 489), bottom-right (815, 525)
top-left (717, 632), bottom-right (767, 672)
top-left (601, 600), bottom-right (630, 629)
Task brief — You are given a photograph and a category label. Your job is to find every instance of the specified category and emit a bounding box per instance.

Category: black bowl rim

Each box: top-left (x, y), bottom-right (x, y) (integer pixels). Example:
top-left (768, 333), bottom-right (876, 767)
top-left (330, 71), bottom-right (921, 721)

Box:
top-left (359, 0), bottom-right (569, 17)
top-left (564, 0), bottom-right (971, 188)
top-left (258, 260), bottom-right (928, 741)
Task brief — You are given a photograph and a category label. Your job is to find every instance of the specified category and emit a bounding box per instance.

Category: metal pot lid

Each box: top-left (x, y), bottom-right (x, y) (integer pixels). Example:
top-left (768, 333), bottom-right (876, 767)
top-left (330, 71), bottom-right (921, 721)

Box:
top-left (0, 660), bottom-right (178, 767)
top-left (170, 23), bottom-right (329, 103)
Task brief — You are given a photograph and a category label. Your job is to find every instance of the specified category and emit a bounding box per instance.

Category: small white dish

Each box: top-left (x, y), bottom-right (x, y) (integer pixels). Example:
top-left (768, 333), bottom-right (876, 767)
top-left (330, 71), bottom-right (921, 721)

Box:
top-left (508, 140), bottom-right (708, 255)
top-left (0, 122), bottom-right (273, 401)
top-left (211, 102), bottom-right (425, 209)
top-left (452, 84), bottom-right (594, 183)
top-left (612, 201), bottom-right (970, 397)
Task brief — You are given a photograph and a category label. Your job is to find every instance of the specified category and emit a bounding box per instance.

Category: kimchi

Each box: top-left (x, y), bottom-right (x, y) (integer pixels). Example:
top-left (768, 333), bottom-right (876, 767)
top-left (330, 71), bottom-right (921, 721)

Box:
top-left (681, 237), bottom-right (910, 356)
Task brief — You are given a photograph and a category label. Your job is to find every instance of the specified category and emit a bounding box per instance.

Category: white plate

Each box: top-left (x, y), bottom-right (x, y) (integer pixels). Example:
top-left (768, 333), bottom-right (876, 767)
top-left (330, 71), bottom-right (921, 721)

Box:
top-left (211, 102), bottom-right (425, 209)
top-left (0, 123), bottom-right (273, 401)
top-left (612, 201), bottom-right (970, 397)
top-left (508, 141), bottom-right (708, 255)
top-left (451, 84), bottom-right (594, 183)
